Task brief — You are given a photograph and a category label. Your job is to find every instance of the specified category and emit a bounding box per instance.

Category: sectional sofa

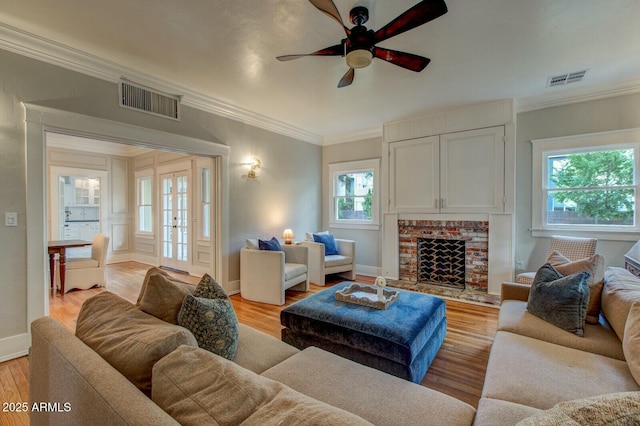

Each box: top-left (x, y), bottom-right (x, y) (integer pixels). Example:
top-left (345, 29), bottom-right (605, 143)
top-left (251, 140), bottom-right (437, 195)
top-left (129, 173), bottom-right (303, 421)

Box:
top-left (29, 266), bottom-right (640, 425)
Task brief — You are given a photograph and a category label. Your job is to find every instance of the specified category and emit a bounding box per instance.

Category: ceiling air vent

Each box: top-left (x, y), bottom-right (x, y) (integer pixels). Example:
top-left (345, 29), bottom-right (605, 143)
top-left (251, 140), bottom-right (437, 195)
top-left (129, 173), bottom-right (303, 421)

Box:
top-left (547, 70), bottom-right (588, 88)
top-left (119, 80), bottom-right (180, 120)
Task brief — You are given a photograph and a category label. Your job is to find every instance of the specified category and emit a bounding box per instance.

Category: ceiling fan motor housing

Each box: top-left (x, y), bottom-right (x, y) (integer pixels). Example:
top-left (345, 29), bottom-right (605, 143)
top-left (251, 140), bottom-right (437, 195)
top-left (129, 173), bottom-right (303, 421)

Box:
top-left (345, 24), bottom-right (374, 68)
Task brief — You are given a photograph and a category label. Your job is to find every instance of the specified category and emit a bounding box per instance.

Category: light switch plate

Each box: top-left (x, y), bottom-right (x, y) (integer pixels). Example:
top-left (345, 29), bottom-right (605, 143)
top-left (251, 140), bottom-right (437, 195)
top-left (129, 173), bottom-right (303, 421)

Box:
top-left (5, 212), bottom-right (17, 227)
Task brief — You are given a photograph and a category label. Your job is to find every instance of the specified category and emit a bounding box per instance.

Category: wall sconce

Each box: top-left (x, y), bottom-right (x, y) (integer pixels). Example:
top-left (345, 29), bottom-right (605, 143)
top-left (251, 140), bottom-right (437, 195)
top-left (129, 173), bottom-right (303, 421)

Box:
top-left (243, 157), bottom-right (261, 179)
top-left (282, 228), bottom-right (295, 245)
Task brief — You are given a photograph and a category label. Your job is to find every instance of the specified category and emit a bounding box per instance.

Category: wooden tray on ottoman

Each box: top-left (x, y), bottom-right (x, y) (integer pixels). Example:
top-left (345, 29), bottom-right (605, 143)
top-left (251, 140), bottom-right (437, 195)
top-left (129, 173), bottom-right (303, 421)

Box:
top-left (335, 283), bottom-right (399, 310)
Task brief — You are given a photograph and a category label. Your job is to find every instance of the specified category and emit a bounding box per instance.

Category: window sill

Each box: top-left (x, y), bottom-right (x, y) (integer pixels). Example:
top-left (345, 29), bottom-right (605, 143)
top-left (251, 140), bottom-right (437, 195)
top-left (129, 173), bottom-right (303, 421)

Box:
top-left (330, 223), bottom-right (381, 231)
top-left (134, 232), bottom-right (155, 240)
top-left (531, 228), bottom-right (640, 242)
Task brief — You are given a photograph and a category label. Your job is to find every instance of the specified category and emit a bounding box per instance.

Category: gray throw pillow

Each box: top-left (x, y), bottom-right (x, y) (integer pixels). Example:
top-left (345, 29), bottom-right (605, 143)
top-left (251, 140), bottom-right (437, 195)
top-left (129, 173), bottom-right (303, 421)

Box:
top-left (194, 273), bottom-right (228, 299)
top-left (527, 263), bottom-right (590, 337)
top-left (178, 294), bottom-right (239, 359)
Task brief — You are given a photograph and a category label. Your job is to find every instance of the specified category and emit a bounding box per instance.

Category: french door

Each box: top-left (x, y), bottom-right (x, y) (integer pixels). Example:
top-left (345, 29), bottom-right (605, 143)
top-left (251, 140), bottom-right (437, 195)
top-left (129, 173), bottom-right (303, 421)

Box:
top-left (160, 171), bottom-right (190, 271)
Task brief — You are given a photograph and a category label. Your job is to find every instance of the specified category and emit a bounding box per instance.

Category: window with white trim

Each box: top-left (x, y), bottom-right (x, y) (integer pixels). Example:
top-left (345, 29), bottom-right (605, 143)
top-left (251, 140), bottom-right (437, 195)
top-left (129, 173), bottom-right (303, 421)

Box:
top-left (135, 171), bottom-right (153, 234)
top-left (200, 166), bottom-right (211, 240)
top-left (329, 159), bottom-right (380, 229)
top-left (532, 129), bottom-right (640, 238)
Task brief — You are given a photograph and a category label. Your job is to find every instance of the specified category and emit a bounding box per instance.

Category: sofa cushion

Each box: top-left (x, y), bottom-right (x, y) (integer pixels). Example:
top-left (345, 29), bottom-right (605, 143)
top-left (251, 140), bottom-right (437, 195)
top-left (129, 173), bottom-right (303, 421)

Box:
top-left (262, 346), bottom-right (476, 426)
top-left (152, 345), bottom-right (373, 426)
top-left (547, 251), bottom-right (605, 324)
top-left (527, 264), bottom-right (590, 336)
top-left (498, 300), bottom-right (624, 360)
top-left (178, 294), bottom-right (239, 360)
top-left (75, 292), bottom-right (198, 395)
top-left (138, 272), bottom-right (195, 324)
top-left (259, 236), bottom-right (282, 251)
top-left (482, 331), bottom-right (639, 410)
top-left (624, 301), bottom-right (640, 385)
top-left (136, 266), bottom-right (171, 305)
top-left (602, 267), bottom-right (640, 341)
top-left (516, 392), bottom-right (640, 426)
top-left (474, 398), bottom-right (541, 426)
top-left (313, 232), bottom-right (339, 255)
top-left (232, 323), bottom-right (299, 374)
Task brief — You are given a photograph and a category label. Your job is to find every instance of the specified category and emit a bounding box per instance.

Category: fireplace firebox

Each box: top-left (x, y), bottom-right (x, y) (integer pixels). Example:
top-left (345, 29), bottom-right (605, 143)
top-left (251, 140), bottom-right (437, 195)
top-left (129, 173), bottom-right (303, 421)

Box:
top-left (417, 238), bottom-right (466, 289)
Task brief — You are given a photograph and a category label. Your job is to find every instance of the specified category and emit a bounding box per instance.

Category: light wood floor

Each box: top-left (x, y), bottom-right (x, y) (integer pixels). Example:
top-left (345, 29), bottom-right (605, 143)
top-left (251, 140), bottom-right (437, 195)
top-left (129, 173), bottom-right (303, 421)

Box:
top-left (1, 261), bottom-right (498, 425)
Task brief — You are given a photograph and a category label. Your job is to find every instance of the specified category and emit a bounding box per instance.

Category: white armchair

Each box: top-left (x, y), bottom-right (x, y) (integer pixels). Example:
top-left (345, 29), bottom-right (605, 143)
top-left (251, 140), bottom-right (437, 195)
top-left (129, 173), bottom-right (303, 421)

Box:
top-left (55, 233), bottom-right (110, 293)
top-left (240, 243), bottom-right (309, 305)
top-left (301, 235), bottom-right (356, 287)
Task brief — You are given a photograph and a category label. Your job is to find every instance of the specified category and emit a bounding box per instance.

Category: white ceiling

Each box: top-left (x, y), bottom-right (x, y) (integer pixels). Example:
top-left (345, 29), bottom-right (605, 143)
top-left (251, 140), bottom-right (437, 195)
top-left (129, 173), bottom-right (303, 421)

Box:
top-left (1, 0), bottom-right (639, 144)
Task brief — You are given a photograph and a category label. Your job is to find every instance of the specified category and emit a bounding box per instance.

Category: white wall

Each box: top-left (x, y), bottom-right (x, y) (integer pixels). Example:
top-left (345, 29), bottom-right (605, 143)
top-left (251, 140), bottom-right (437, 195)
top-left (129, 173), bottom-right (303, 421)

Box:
top-left (515, 92), bottom-right (640, 272)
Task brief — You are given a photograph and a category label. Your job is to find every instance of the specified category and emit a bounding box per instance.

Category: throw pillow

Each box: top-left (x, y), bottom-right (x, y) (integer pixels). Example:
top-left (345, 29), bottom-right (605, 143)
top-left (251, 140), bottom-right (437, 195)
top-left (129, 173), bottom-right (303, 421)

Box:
top-left (517, 392), bottom-right (640, 426)
top-left (152, 345), bottom-right (373, 426)
top-left (259, 236), bottom-right (282, 251)
top-left (193, 273), bottom-right (228, 300)
top-left (547, 251), bottom-right (605, 325)
top-left (138, 273), bottom-right (196, 324)
top-left (75, 292), bottom-right (198, 395)
top-left (527, 263), bottom-right (590, 336)
top-left (136, 266), bottom-right (170, 305)
top-left (177, 294), bottom-right (239, 359)
top-left (313, 232), bottom-right (339, 255)
top-left (623, 301), bottom-right (640, 385)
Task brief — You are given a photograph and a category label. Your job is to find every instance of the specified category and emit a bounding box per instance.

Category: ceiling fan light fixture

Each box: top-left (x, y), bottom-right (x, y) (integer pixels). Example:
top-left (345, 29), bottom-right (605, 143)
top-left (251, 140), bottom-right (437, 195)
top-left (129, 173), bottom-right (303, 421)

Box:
top-left (346, 49), bottom-right (373, 69)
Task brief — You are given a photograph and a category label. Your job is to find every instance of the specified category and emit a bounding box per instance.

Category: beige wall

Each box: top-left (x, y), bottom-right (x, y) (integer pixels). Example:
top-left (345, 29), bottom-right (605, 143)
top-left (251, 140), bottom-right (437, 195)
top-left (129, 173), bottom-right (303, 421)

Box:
top-left (0, 48), bottom-right (321, 355)
top-left (515, 92), bottom-right (640, 272)
top-left (322, 137), bottom-right (383, 275)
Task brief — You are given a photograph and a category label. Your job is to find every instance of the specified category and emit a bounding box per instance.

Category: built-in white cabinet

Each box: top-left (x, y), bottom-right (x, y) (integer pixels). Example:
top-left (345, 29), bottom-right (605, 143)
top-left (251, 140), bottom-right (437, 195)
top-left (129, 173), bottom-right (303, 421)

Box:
top-left (64, 222), bottom-right (99, 241)
top-left (389, 126), bottom-right (505, 214)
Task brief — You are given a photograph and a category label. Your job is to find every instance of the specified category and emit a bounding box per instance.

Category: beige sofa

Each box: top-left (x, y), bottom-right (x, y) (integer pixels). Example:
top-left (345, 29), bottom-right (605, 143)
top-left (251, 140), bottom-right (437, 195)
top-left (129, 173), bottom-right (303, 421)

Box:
top-left (29, 291), bottom-right (475, 425)
top-left (474, 266), bottom-right (640, 425)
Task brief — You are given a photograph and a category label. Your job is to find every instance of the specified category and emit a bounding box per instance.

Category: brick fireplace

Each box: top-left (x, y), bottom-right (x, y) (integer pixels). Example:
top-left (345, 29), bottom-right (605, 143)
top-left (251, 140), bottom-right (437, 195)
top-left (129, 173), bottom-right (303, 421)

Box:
top-left (399, 220), bottom-right (489, 292)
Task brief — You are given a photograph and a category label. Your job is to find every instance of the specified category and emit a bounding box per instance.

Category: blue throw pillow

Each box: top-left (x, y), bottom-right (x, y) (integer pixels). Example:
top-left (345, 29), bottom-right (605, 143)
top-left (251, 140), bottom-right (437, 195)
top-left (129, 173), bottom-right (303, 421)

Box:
top-left (258, 237), bottom-right (282, 251)
top-left (527, 263), bottom-right (590, 337)
top-left (313, 232), bottom-right (339, 255)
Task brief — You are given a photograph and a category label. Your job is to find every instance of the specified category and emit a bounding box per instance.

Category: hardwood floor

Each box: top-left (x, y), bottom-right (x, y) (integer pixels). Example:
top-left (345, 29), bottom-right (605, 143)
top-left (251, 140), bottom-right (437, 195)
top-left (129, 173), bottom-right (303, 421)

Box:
top-left (0, 261), bottom-right (498, 425)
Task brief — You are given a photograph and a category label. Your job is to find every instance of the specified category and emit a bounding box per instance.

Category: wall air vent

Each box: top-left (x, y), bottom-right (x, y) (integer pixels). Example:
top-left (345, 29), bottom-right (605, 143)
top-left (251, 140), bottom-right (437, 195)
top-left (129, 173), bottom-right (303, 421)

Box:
top-left (547, 69), bottom-right (588, 88)
top-left (119, 80), bottom-right (181, 120)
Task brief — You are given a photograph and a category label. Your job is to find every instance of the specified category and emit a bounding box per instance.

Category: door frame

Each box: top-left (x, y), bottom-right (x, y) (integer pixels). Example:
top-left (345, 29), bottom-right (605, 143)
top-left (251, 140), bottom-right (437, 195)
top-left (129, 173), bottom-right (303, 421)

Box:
top-left (24, 103), bottom-right (230, 326)
top-left (158, 162), bottom-right (192, 273)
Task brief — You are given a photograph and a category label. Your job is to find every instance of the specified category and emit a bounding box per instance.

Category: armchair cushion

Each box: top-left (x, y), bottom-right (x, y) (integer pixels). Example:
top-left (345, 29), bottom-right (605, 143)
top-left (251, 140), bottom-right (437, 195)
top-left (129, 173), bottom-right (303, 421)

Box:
top-left (285, 263), bottom-right (307, 281)
top-left (313, 232), bottom-right (339, 255)
top-left (259, 237), bottom-right (282, 251)
top-left (325, 255), bottom-right (353, 268)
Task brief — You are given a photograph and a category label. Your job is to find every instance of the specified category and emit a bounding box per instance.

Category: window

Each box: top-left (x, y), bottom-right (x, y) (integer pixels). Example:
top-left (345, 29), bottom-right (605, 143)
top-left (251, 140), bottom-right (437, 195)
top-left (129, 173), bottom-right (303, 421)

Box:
top-left (329, 159), bottom-right (380, 229)
top-left (200, 166), bottom-right (211, 239)
top-left (532, 128), bottom-right (640, 239)
top-left (136, 172), bottom-right (153, 233)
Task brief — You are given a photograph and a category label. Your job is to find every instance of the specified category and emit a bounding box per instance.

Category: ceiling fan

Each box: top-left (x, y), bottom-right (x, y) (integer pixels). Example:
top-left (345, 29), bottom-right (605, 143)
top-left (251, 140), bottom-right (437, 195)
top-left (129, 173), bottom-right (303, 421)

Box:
top-left (277, 0), bottom-right (448, 88)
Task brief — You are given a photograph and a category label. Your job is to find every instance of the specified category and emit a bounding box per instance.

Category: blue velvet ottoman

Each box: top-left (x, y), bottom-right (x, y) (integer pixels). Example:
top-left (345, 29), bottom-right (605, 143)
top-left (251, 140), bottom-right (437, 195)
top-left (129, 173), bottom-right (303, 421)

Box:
top-left (280, 282), bottom-right (446, 383)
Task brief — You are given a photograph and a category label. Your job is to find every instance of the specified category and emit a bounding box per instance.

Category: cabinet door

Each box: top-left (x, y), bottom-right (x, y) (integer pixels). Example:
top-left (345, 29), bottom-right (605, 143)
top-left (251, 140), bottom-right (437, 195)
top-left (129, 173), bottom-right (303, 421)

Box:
top-left (440, 126), bottom-right (505, 213)
top-left (389, 136), bottom-right (439, 213)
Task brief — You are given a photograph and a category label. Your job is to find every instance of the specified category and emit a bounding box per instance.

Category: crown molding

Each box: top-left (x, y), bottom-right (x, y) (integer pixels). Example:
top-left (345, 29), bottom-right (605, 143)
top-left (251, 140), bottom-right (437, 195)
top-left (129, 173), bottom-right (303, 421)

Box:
top-left (323, 126), bottom-right (383, 146)
top-left (516, 78), bottom-right (640, 113)
top-left (0, 22), bottom-right (323, 145)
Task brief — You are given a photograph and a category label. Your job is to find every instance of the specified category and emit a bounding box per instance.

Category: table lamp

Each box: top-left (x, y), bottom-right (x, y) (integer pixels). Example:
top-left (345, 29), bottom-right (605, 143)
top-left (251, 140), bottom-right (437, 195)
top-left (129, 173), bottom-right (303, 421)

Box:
top-left (282, 229), bottom-right (295, 245)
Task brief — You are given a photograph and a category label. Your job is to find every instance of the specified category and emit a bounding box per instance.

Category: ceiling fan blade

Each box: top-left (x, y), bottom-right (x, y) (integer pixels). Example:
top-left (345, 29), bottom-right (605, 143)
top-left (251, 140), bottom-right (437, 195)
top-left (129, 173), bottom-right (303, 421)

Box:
top-left (337, 68), bottom-right (355, 88)
top-left (374, 0), bottom-right (447, 44)
top-left (373, 47), bottom-right (430, 72)
top-left (309, 0), bottom-right (351, 35)
top-left (277, 44), bottom-right (344, 61)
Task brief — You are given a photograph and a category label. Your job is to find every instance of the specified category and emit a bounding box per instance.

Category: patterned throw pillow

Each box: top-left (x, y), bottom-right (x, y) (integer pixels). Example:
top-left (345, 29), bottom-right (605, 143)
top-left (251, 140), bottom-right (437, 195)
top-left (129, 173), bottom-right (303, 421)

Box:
top-left (313, 232), bottom-right (339, 255)
top-left (178, 294), bottom-right (239, 360)
top-left (527, 263), bottom-right (590, 336)
top-left (194, 273), bottom-right (228, 299)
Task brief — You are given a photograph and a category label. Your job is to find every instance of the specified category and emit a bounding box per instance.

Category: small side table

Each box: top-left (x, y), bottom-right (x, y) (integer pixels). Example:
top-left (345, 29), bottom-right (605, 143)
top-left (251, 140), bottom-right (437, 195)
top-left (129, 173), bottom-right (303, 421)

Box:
top-left (624, 241), bottom-right (640, 278)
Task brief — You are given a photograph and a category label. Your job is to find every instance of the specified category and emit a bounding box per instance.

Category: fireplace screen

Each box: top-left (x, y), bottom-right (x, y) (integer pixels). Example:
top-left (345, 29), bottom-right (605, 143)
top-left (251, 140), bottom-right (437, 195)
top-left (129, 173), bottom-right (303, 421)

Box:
top-left (417, 238), bottom-right (466, 289)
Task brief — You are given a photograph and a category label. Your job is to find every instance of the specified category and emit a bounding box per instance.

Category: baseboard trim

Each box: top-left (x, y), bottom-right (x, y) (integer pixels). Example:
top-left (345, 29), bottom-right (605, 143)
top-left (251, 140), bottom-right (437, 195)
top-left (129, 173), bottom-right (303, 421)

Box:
top-left (0, 333), bottom-right (30, 363)
top-left (356, 264), bottom-right (381, 277)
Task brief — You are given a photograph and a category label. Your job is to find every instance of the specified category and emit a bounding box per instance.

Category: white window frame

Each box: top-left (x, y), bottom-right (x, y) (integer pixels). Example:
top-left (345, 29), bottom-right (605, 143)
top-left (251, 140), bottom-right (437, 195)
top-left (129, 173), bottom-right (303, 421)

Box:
top-left (135, 169), bottom-right (154, 236)
top-left (532, 128), bottom-right (640, 241)
top-left (328, 159), bottom-right (380, 230)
